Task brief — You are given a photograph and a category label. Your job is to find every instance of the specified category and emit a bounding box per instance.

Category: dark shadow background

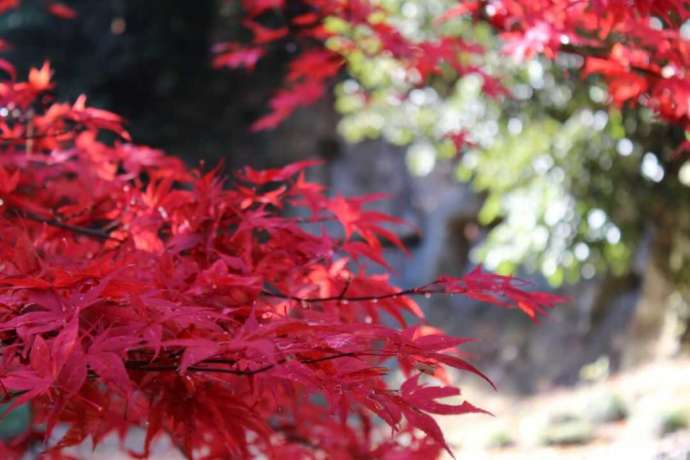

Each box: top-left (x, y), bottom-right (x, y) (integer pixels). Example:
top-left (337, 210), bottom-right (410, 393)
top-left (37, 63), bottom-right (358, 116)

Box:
top-left (0, 0), bottom-right (333, 169)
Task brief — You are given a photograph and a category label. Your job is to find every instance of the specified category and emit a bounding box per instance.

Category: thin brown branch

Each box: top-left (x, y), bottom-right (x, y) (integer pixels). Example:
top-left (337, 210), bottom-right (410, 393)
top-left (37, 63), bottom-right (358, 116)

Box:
top-left (559, 43), bottom-right (661, 79)
top-left (18, 210), bottom-right (124, 242)
top-left (262, 289), bottom-right (407, 303)
top-left (123, 351), bottom-right (383, 376)
top-left (0, 125), bottom-right (83, 143)
top-left (260, 282), bottom-right (444, 303)
top-left (337, 274), bottom-right (352, 300)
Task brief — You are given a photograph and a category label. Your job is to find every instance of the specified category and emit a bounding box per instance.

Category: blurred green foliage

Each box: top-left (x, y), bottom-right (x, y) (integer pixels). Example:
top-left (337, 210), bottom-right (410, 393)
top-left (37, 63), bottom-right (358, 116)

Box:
top-left (333, 0), bottom-right (690, 286)
top-left (659, 407), bottom-right (690, 436)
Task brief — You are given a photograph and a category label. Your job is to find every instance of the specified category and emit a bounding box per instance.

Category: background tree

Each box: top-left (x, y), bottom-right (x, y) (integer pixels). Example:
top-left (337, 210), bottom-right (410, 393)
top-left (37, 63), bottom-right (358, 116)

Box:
top-left (306, 0), bottom-right (690, 364)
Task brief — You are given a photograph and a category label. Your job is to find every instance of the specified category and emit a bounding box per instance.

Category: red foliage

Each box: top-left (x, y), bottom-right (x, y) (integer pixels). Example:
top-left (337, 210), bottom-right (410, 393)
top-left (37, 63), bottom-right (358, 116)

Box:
top-left (0, 63), bottom-right (563, 458)
top-left (46, 2), bottom-right (77, 19)
top-left (445, 0), bottom-right (690, 128)
top-left (211, 43), bottom-right (265, 71)
top-left (224, 0), bottom-right (690, 134)
top-left (215, 0), bottom-right (503, 132)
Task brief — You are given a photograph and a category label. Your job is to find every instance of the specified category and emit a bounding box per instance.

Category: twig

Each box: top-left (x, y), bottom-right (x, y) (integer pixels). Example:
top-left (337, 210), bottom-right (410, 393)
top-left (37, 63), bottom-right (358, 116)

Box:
top-left (260, 282), bottom-right (445, 304)
top-left (19, 210), bottom-right (124, 242)
top-left (0, 125), bottom-right (83, 143)
top-left (123, 351), bottom-right (384, 376)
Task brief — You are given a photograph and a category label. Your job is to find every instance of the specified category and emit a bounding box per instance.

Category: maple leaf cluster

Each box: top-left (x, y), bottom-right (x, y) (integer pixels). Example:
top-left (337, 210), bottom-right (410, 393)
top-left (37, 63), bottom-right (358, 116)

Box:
top-left (0, 62), bottom-right (563, 458)
top-left (214, 0), bottom-right (502, 132)
top-left (224, 0), bottom-right (690, 137)
top-left (455, 0), bottom-right (690, 128)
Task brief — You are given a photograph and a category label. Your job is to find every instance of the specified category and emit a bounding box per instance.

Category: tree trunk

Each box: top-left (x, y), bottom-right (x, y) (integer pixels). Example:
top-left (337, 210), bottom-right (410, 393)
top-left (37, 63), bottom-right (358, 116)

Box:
top-left (622, 224), bottom-right (689, 367)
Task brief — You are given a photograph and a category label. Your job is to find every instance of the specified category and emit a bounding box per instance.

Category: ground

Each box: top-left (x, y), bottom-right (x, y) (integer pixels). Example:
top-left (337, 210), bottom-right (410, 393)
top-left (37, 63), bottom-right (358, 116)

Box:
top-left (440, 358), bottom-right (690, 460)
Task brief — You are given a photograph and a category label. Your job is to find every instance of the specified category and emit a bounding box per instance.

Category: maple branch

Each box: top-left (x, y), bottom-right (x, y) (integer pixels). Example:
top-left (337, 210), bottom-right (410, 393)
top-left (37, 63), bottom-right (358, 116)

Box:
top-left (0, 125), bottom-right (85, 143)
top-left (261, 282), bottom-right (447, 303)
top-left (125, 362), bottom-right (266, 375)
top-left (124, 351), bottom-right (386, 376)
top-left (337, 274), bottom-right (352, 300)
top-left (559, 43), bottom-right (661, 79)
top-left (17, 210), bottom-right (124, 242)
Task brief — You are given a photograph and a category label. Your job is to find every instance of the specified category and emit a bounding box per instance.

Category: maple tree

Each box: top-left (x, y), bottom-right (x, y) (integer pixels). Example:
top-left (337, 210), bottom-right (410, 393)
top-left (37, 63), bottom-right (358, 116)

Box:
top-left (0, 58), bottom-right (563, 459)
top-left (473, 0), bottom-right (690, 127)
